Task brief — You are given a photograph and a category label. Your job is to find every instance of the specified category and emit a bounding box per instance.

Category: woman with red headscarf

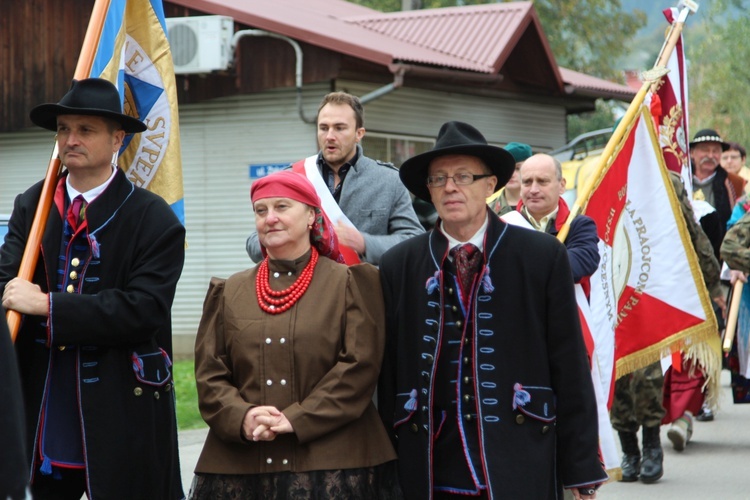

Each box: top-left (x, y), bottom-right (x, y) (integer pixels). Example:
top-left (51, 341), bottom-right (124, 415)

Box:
top-left (189, 171), bottom-right (401, 499)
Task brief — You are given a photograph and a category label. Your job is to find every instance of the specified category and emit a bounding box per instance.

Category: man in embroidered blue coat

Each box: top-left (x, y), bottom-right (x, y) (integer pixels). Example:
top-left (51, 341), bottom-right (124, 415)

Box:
top-left (0, 79), bottom-right (185, 499)
top-left (378, 121), bottom-right (607, 499)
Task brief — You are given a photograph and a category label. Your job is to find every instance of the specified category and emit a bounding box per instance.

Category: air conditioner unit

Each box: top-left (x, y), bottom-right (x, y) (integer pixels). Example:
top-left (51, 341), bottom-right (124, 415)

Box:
top-left (165, 15), bottom-right (234, 74)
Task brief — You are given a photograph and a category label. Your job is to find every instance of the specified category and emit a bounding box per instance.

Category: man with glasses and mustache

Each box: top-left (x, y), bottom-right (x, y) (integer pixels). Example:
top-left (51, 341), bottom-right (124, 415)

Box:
top-left (690, 129), bottom-right (745, 259)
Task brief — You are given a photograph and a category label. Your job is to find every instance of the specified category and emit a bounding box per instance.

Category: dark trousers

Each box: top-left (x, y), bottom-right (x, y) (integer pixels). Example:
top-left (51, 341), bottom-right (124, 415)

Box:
top-left (31, 468), bottom-right (86, 500)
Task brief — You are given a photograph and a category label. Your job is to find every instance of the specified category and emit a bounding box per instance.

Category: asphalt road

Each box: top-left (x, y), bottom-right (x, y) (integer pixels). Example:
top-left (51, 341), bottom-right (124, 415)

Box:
top-left (600, 369), bottom-right (750, 499)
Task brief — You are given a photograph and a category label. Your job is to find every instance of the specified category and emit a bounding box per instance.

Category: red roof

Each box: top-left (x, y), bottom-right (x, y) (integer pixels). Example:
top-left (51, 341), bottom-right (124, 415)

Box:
top-left (346, 2), bottom-right (541, 74)
top-left (559, 67), bottom-right (635, 101)
top-left (167, 0), bottom-right (456, 68)
top-left (168, 0), bottom-right (634, 100)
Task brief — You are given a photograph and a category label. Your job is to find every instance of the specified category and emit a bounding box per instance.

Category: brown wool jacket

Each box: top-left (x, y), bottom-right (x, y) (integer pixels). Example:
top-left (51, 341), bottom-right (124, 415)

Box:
top-left (194, 254), bottom-right (396, 474)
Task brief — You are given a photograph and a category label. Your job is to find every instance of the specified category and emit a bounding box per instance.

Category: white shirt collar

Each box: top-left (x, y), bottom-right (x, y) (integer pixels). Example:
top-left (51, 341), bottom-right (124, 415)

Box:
top-left (66, 166), bottom-right (118, 204)
top-left (442, 214), bottom-right (488, 256)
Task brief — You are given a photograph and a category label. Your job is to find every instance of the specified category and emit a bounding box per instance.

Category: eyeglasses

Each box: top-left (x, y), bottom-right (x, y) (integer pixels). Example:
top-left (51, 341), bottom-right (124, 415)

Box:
top-left (723, 154), bottom-right (742, 160)
top-left (427, 173), bottom-right (493, 188)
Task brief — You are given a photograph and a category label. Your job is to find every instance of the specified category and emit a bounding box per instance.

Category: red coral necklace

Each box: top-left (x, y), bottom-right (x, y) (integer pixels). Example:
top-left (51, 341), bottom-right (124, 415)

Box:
top-left (256, 248), bottom-right (318, 314)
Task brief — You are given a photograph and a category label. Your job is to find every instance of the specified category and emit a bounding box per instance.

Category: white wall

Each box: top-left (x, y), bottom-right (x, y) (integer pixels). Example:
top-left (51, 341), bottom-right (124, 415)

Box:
top-left (341, 80), bottom-right (568, 151)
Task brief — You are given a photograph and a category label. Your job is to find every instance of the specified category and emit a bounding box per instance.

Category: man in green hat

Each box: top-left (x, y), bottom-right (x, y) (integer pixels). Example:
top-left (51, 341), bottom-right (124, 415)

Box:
top-left (489, 141), bottom-right (532, 216)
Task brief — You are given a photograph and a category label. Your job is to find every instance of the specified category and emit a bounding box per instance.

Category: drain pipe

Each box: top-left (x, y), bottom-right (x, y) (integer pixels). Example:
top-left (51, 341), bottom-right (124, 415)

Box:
top-left (360, 66), bottom-right (406, 105)
top-left (231, 30), bottom-right (408, 119)
top-left (231, 29), bottom-right (315, 124)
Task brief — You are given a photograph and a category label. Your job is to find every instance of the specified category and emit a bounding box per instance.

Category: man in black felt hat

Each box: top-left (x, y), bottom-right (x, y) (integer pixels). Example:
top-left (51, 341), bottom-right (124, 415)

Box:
top-left (377, 121), bottom-right (607, 499)
top-left (0, 78), bottom-right (185, 499)
top-left (690, 128), bottom-right (746, 258)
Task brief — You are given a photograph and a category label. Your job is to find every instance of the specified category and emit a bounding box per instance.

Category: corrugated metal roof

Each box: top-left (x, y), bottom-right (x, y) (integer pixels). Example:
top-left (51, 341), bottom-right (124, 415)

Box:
top-left (167, 0), bottom-right (635, 100)
top-left (168, 0), bottom-right (483, 71)
top-left (345, 2), bottom-right (536, 74)
top-left (559, 67), bottom-right (636, 101)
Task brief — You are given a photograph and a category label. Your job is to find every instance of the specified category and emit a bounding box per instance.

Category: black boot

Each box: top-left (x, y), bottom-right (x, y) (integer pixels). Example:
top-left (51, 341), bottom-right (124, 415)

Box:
top-left (618, 431), bottom-right (640, 482)
top-left (640, 426), bottom-right (664, 484)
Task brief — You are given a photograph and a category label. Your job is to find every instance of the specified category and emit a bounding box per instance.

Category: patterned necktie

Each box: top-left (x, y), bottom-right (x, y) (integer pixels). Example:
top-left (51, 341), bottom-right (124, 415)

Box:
top-left (69, 195), bottom-right (87, 228)
top-left (451, 243), bottom-right (482, 304)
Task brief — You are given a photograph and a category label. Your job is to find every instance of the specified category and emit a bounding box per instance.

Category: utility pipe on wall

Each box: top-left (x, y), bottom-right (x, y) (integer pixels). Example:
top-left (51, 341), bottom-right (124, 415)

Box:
top-left (231, 29), bottom-right (315, 124)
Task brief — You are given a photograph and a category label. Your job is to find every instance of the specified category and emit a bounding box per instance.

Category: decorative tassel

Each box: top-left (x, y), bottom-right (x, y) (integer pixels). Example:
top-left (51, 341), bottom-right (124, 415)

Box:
top-left (132, 354), bottom-right (144, 377)
top-left (425, 271), bottom-right (440, 295)
top-left (40, 456), bottom-right (53, 475)
top-left (512, 383), bottom-right (530, 409)
top-left (89, 235), bottom-right (100, 258)
top-left (481, 268), bottom-right (494, 293)
top-left (404, 389), bottom-right (418, 411)
top-left (161, 348), bottom-right (173, 367)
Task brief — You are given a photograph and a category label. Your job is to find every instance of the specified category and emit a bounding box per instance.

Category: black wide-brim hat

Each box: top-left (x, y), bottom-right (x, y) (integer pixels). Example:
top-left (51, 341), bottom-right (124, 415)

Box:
top-left (399, 121), bottom-right (515, 203)
top-left (689, 128), bottom-right (729, 151)
top-left (30, 78), bottom-right (147, 134)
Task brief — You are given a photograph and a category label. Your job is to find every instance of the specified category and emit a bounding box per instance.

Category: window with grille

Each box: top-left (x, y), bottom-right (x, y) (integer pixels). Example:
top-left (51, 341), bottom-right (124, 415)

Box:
top-left (361, 132), bottom-right (434, 168)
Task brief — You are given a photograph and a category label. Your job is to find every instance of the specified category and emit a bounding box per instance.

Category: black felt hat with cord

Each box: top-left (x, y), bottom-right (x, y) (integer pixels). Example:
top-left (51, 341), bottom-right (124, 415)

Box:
top-left (30, 78), bottom-right (147, 134)
top-left (399, 121), bottom-right (515, 203)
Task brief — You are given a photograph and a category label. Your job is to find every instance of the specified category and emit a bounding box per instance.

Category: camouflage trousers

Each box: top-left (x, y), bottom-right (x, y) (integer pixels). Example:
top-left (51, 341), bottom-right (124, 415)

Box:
top-left (610, 362), bottom-right (666, 432)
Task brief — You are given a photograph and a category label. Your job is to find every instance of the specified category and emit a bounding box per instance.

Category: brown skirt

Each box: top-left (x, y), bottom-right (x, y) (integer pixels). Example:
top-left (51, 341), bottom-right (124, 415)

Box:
top-left (189, 461), bottom-right (403, 500)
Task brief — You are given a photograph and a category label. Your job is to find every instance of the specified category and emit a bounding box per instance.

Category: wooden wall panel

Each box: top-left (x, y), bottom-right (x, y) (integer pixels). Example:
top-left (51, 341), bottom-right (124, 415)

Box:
top-left (2, 0), bottom-right (91, 132)
top-left (1, 1), bottom-right (351, 132)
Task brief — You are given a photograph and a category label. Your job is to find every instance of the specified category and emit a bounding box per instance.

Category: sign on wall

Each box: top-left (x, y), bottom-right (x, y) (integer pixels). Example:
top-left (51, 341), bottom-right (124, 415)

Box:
top-left (249, 163), bottom-right (290, 179)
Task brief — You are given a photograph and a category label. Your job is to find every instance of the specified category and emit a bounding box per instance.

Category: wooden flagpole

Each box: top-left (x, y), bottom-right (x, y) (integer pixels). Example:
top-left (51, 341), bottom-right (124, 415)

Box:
top-left (723, 281), bottom-right (743, 353)
top-left (6, 0), bottom-right (112, 342)
top-left (557, 2), bottom-right (697, 244)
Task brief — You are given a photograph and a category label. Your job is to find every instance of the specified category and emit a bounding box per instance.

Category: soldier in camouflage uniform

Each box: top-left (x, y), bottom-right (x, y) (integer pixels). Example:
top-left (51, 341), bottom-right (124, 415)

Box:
top-left (672, 172), bottom-right (724, 301)
top-left (720, 211), bottom-right (750, 404)
top-left (610, 362), bottom-right (666, 483)
top-left (664, 171), bottom-right (725, 439)
top-left (723, 210), bottom-right (750, 270)
top-left (611, 171), bottom-right (723, 484)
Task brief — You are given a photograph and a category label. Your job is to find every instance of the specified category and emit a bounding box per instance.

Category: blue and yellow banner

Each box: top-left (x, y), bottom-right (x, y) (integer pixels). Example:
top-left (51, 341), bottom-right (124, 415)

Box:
top-left (89, 0), bottom-right (184, 224)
